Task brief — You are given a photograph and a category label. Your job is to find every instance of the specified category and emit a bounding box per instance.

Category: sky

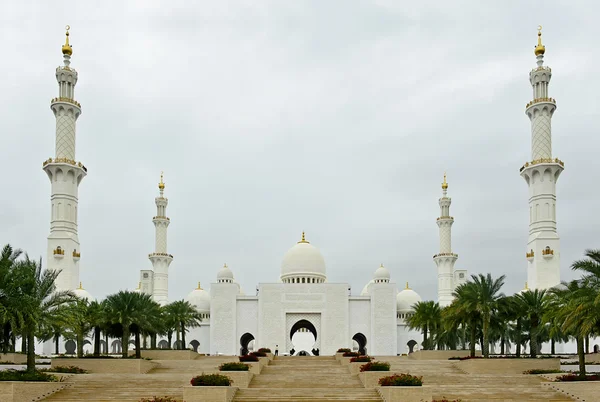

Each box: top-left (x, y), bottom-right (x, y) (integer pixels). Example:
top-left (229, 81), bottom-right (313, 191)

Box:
top-left (1, 1), bottom-right (598, 302)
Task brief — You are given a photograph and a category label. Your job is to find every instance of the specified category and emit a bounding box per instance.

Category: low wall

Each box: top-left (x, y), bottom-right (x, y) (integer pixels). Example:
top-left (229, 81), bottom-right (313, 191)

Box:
top-left (409, 350), bottom-right (480, 360)
top-left (456, 358), bottom-right (560, 375)
top-left (183, 386), bottom-right (238, 402)
top-left (0, 381), bottom-right (67, 402)
top-left (0, 354), bottom-right (27, 364)
top-left (220, 371), bottom-right (253, 388)
top-left (585, 353), bottom-right (600, 363)
top-left (51, 358), bottom-right (157, 374)
top-left (377, 386), bottom-right (432, 402)
top-left (257, 356), bottom-right (270, 369)
top-left (141, 349), bottom-right (199, 360)
top-left (246, 362), bottom-right (262, 375)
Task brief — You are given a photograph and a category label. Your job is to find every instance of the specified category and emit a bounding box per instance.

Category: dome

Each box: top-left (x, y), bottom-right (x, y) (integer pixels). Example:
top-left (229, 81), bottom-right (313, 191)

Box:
top-left (360, 279), bottom-right (374, 296)
top-left (280, 233), bottom-right (326, 283)
top-left (217, 263), bottom-right (234, 283)
top-left (373, 264), bottom-right (390, 282)
top-left (186, 282), bottom-right (211, 312)
top-left (74, 282), bottom-right (94, 302)
top-left (397, 283), bottom-right (422, 312)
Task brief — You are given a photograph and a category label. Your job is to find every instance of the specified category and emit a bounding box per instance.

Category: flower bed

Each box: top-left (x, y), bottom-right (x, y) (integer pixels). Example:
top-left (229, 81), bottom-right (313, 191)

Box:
top-left (523, 369), bottom-right (562, 374)
top-left (555, 373), bottom-right (600, 382)
top-left (360, 361), bottom-right (390, 372)
top-left (43, 365), bottom-right (89, 374)
top-left (350, 356), bottom-right (372, 363)
top-left (139, 397), bottom-right (178, 402)
top-left (257, 348), bottom-right (271, 353)
top-left (250, 351), bottom-right (267, 357)
top-left (448, 356), bottom-right (483, 361)
top-left (379, 373), bottom-right (422, 386)
top-left (337, 348), bottom-right (351, 353)
top-left (0, 370), bottom-right (57, 382)
top-left (190, 373), bottom-right (232, 386)
top-left (219, 362), bottom-right (250, 371)
top-left (432, 399), bottom-right (462, 402)
top-left (343, 352), bottom-right (360, 357)
top-left (239, 355), bottom-right (259, 362)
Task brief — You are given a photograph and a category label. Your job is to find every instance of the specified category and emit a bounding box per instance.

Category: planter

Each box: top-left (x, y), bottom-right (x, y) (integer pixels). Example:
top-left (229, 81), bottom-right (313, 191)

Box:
top-left (257, 357), bottom-right (270, 369)
top-left (219, 371), bottom-right (254, 388)
top-left (456, 358), bottom-right (560, 375)
top-left (340, 357), bottom-right (354, 366)
top-left (335, 353), bottom-right (344, 361)
top-left (183, 385), bottom-right (238, 402)
top-left (50, 358), bottom-right (157, 374)
top-left (0, 381), bottom-right (67, 402)
top-left (245, 362), bottom-right (262, 375)
top-left (348, 362), bottom-right (366, 375)
top-left (0, 353), bottom-right (27, 364)
top-left (141, 349), bottom-right (199, 360)
top-left (409, 350), bottom-right (479, 360)
top-left (360, 372), bottom-right (403, 388)
top-left (377, 386), bottom-right (432, 402)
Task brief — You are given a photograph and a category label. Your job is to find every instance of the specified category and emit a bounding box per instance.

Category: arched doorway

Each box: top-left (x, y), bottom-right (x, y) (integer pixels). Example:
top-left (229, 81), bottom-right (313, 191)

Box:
top-left (290, 320), bottom-right (317, 356)
top-left (407, 339), bottom-right (417, 353)
top-left (64, 340), bottom-right (76, 355)
top-left (189, 340), bottom-right (200, 352)
top-left (352, 333), bottom-right (367, 355)
top-left (594, 344), bottom-right (599, 354)
top-left (158, 340), bottom-right (169, 350)
top-left (111, 339), bottom-right (122, 354)
top-left (240, 333), bottom-right (255, 356)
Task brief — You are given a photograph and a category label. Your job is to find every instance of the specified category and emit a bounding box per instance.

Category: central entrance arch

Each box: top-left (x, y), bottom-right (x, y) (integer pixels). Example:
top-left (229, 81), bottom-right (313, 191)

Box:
top-left (352, 333), bottom-right (367, 355)
top-left (240, 333), bottom-right (255, 356)
top-left (286, 313), bottom-right (321, 356)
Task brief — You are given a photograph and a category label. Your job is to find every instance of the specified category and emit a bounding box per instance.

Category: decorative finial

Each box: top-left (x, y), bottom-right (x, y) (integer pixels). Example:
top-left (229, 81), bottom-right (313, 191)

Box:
top-left (78, 281), bottom-right (83, 289)
top-left (298, 231), bottom-right (310, 244)
top-left (158, 171), bottom-right (165, 191)
top-left (534, 25), bottom-right (545, 56)
top-left (380, 263), bottom-right (384, 268)
top-left (406, 281), bottom-right (410, 290)
top-left (223, 263), bottom-right (228, 269)
top-left (524, 281), bottom-right (529, 290)
top-left (197, 281), bottom-right (202, 290)
top-left (62, 25), bottom-right (73, 56)
top-left (441, 172), bottom-right (448, 191)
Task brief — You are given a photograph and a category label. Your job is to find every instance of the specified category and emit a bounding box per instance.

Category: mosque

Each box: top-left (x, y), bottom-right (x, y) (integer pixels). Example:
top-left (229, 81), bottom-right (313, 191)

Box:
top-left (41, 26), bottom-right (562, 356)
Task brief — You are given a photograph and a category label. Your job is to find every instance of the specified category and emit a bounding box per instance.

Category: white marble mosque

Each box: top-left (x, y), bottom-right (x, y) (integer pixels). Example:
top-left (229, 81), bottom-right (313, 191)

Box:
top-left (41, 26), bottom-right (564, 356)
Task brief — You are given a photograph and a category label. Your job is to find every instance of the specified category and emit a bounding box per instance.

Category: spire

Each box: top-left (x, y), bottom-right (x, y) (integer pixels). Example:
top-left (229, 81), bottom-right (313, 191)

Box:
top-left (78, 281), bottom-right (83, 289)
top-left (197, 281), bottom-right (202, 290)
top-left (298, 231), bottom-right (310, 244)
top-left (62, 25), bottom-right (73, 56)
top-left (442, 172), bottom-right (448, 195)
top-left (405, 281), bottom-right (410, 290)
top-left (159, 171), bottom-right (165, 194)
top-left (534, 25), bottom-right (545, 56)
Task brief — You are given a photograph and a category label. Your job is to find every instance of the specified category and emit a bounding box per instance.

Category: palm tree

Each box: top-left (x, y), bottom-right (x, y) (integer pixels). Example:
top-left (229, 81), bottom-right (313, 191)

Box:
top-left (514, 289), bottom-right (549, 358)
top-left (13, 255), bottom-right (74, 371)
top-left (164, 300), bottom-right (202, 350)
top-left (406, 301), bottom-right (441, 350)
top-left (64, 298), bottom-right (93, 357)
top-left (87, 300), bottom-right (107, 356)
top-left (0, 245), bottom-right (22, 354)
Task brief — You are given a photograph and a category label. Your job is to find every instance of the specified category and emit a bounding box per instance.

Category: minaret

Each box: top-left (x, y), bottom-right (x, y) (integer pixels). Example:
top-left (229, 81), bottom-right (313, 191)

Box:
top-left (433, 173), bottom-right (458, 307)
top-left (43, 26), bottom-right (86, 291)
top-left (520, 26), bottom-right (564, 290)
top-left (148, 172), bottom-right (173, 305)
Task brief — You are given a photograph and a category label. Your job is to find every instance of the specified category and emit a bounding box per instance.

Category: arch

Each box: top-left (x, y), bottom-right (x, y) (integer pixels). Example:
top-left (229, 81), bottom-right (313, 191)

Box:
top-left (290, 320), bottom-right (317, 356)
top-left (240, 333), bottom-right (255, 356)
top-left (173, 340), bottom-right (183, 350)
top-left (64, 339), bottom-right (76, 354)
top-left (189, 340), bottom-right (200, 353)
top-left (158, 340), bottom-right (169, 350)
top-left (594, 344), bottom-right (599, 354)
top-left (99, 339), bottom-right (108, 354)
top-left (352, 333), bottom-right (367, 355)
top-left (111, 339), bottom-right (122, 354)
top-left (407, 339), bottom-right (417, 353)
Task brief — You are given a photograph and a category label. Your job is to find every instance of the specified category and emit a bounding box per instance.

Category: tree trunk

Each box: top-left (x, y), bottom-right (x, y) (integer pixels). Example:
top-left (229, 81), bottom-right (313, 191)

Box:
top-left (167, 331), bottom-right (173, 349)
top-left (462, 325), bottom-right (466, 350)
top-left (551, 339), bottom-right (555, 355)
top-left (54, 333), bottom-right (60, 355)
top-left (151, 333), bottom-right (157, 350)
top-left (176, 329), bottom-right (180, 350)
top-left (94, 327), bottom-right (101, 356)
top-left (10, 334), bottom-right (15, 352)
top-left (530, 324), bottom-right (538, 358)
top-left (77, 332), bottom-right (84, 358)
top-left (143, 334), bottom-right (147, 350)
top-left (104, 333), bottom-right (108, 354)
top-left (134, 330), bottom-right (141, 358)
top-left (422, 326), bottom-right (428, 351)
top-left (122, 328), bottom-right (130, 358)
top-left (577, 336), bottom-right (586, 377)
top-left (516, 319), bottom-right (522, 358)
top-left (26, 330), bottom-right (36, 373)
top-left (469, 325), bottom-right (476, 357)
top-left (482, 314), bottom-right (490, 358)
top-left (500, 336), bottom-right (505, 355)
top-left (21, 336), bottom-right (27, 353)
top-left (181, 322), bottom-right (186, 350)
top-left (2, 323), bottom-right (9, 354)
top-left (585, 336), bottom-right (590, 355)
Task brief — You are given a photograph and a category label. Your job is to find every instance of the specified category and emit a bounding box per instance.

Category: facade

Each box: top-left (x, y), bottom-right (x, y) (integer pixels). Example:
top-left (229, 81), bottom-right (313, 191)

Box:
top-left (520, 27), bottom-right (564, 290)
top-left (434, 175), bottom-right (467, 307)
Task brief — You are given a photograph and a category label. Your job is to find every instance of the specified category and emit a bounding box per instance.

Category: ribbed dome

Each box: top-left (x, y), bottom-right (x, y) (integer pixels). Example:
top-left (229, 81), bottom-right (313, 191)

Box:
top-left (280, 233), bottom-right (326, 283)
top-left (373, 264), bottom-right (390, 282)
top-left (73, 283), bottom-right (94, 302)
top-left (186, 283), bottom-right (210, 312)
top-left (397, 286), bottom-right (422, 312)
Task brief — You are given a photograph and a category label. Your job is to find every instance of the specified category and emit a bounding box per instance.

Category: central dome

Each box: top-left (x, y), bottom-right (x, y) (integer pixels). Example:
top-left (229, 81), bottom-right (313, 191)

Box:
top-left (280, 232), bottom-right (327, 283)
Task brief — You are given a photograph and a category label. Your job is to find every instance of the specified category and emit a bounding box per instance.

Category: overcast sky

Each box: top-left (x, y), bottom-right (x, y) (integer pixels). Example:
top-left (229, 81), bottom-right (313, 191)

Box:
top-left (1, 1), bottom-right (598, 302)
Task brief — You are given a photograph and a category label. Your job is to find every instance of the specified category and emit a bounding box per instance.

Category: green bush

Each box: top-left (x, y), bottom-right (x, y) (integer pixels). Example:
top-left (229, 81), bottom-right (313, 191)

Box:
top-left (523, 369), bottom-right (562, 374)
top-left (378, 373), bottom-right (423, 386)
top-left (219, 362), bottom-right (250, 371)
top-left (190, 373), bottom-right (232, 386)
top-left (139, 397), bottom-right (178, 402)
top-left (239, 355), bottom-right (259, 362)
top-left (343, 351), bottom-right (360, 357)
top-left (349, 356), bottom-right (373, 363)
top-left (337, 348), bottom-right (351, 353)
top-left (257, 348), bottom-right (271, 353)
top-left (360, 361), bottom-right (391, 372)
top-left (0, 370), bottom-right (57, 382)
top-left (43, 365), bottom-right (89, 374)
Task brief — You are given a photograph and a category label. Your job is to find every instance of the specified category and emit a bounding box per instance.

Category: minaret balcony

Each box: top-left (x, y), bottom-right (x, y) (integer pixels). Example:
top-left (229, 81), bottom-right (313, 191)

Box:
top-left (519, 158), bottom-right (564, 173)
top-left (153, 216), bottom-right (170, 221)
top-left (73, 250), bottom-right (81, 261)
top-left (526, 250), bottom-right (535, 261)
top-left (525, 97), bottom-right (556, 109)
top-left (433, 252), bottom-right (458, 259)
top-left (53, 247), bottom-right (65, 258)
top-left (542, 247), bottom-right (554, 259)
top-left (148, 252), bottom-right (174, 259)
top-left (43, 158), bottom-right (88, 173)
top-left (51, 97), bottom-right (81, 108)
top-left (436, 216), bottom-right (454, 221)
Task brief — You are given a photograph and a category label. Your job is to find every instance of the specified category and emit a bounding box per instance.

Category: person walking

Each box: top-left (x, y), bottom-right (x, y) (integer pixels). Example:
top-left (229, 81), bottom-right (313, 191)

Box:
top-left (275, 345), bottom-right (279, 356)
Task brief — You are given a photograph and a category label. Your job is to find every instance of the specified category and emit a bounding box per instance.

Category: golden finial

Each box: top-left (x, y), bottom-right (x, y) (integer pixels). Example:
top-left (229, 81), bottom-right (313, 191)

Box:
top-left (78, 281), bottom-right (83, 289)
top-left (298, 231), bottom-right (310, 244)
top-left (524, 281), bottom-right (529, 290)
top-left (441, 172), bottom-right (448, 190)
top-left (380, 263), bottom-right (384, 268)
top-left (196, 281), bottom-right (202, 289)
top-left (223, 263), bottom-right (228, 269)
top-left (406, 281), bottom-right (410, 290)
top-left (534, 25), bottom-right (546, 56)
top-left (62, 25), bottom-right (73, 56)
top-left (158, 171), bottom-right (165, 191)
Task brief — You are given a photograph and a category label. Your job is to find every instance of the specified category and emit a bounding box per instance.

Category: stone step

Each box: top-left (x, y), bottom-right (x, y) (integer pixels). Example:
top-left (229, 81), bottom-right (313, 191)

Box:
top-left (233, 388), bottom-right (381, 401)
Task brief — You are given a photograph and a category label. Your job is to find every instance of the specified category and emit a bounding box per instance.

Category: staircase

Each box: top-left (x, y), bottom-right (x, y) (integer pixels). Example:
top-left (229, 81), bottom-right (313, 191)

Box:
top-left (233, 356), bottom-right (381, 401)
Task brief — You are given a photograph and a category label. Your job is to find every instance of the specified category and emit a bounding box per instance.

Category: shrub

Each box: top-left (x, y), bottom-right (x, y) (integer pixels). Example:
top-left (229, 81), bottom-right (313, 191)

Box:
top-left (257, 348), bottom-right (271, 353)
top-left (448, 356), bottom-right (483, 361)
top-left (360, 361), bottom-right (391, 372)
top-left (219, 362), bottom-right (250, 371)
top-left (343, 352), bottom-right (360, 357)
top-left (350, 356), bottom-right (373, 363)
top-left (432, 399), bottom-right (462, 402)
top-left (139, 397), bottom-right (178, 402)
top-left (378, 373), bottom-right (423, 386)
top-left (190, 373), bottom-right (232, 386)
top-left (250, 351), bottom-right (266, 357)
top-left (43, 365), bottom-right (89, 374)
top-left (523, 369), bottom-right (562, 374)
top-left (556, 373), bottom-right (600, 382)
top-left (337, 348), bottom-right (351, 353)
top-left (0, 369), bottom-right (57, 382)
top-left (239, 355), bottom-right (259, 362)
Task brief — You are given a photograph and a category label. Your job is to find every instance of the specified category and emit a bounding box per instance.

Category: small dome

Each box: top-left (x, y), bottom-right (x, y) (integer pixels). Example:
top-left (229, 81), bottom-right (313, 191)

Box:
top-left (360, 279), bottom-right (374, 296)
top-left (217, 263), bottom-right (234, 282)
top-left (373, 264), bottom-right (390, 282)
top-left (186, 283), bottom-right (210, 312)
top-left (280, 233), bottom-right (326, 282)
top-left (397, 284), bottom-right (422, 312)
top-left (74, 282), bottom-right (94, 302)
